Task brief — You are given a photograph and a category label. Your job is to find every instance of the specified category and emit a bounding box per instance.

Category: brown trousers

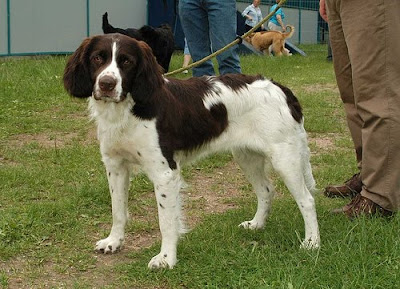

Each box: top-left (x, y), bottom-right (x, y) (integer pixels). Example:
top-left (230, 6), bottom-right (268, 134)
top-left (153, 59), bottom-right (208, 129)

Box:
top-left (326, 0), bottom-right (400, 211)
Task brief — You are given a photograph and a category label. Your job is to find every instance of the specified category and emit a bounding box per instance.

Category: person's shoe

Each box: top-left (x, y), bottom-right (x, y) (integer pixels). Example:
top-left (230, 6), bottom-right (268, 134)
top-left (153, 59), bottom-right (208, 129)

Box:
top-left (332, 194), bottom-right (393, 218)
top-left (323, 173), bottom-right (362, 198)
top-left (182, 69), bottom-right (188, 74)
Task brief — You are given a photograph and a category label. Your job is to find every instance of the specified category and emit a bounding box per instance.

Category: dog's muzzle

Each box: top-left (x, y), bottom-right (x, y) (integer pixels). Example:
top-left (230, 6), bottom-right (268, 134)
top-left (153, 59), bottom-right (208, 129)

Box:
top-left (94, 75), bottom-right (125, 102)
top-left (99, 75), bottom-right (116, 92)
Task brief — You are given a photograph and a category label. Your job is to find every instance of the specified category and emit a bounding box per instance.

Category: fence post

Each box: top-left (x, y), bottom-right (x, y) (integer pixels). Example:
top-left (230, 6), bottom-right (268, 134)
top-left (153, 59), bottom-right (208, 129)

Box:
top-left (298, 0), bottom-right (302, 44)
top-left (86, 0), bottom-right (90, 37)
top-left (7, 0), bottom-right (11, 55)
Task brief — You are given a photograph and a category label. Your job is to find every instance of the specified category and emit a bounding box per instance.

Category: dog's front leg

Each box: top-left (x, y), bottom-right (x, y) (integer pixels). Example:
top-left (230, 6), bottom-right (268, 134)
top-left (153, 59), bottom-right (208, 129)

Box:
top-left (95, 160), bottom-right (130, 254)
top-left (147, 167), bottom-right (183, 269)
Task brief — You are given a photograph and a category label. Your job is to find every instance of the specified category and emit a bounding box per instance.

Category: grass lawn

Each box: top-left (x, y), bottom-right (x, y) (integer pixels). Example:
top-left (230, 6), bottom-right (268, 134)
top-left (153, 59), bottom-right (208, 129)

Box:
top-left (0, 45), bottom-right (399, 288)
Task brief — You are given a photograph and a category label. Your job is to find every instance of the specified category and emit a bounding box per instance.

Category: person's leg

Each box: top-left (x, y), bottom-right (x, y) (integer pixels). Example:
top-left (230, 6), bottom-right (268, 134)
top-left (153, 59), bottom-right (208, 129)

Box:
top-left (327, 0), bottom-right (400, 211)
top-left (206, 0), bottom-right (241, 75)
top-left (352, 0), bottom-right (400, 211)
top-left (179, 0), bottom-right (215, 76)
top-left (245, 24), bottom-right (253, 32)
top-left (323, 0), bottom-right (362, 199)
top-left (325, 0), bottom-right (362, 169)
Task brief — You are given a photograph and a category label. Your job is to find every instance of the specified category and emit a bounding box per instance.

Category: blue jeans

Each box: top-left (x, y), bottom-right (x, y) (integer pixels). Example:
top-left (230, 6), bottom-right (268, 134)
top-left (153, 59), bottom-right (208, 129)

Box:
top-left (179, 0), bottom-right (241, 77)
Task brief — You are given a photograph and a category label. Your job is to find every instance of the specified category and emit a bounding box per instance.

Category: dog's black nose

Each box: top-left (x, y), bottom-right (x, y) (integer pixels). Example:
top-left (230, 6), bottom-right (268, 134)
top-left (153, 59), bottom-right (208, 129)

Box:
top-left (99, 76), bottom-right (116, 92)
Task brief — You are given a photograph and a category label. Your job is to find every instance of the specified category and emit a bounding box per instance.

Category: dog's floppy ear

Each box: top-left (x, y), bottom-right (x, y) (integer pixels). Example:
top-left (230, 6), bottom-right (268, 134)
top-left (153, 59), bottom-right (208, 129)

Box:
top-left (63, 37), bottom-right (94, 98)
top-left (131, 41), bottom-right (164, 103)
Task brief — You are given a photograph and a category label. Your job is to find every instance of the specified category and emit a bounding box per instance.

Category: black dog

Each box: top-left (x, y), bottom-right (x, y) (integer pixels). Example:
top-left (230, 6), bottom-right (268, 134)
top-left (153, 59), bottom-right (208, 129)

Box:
top-left (102, 12), bottom-right (174, 72)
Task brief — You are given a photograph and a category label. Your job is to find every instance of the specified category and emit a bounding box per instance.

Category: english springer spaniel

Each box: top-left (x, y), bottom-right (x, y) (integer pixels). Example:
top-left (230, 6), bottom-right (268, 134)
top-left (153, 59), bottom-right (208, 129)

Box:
top-left (102, 12), bottom-right (174, 72)
top-left (63, 33), bottom-right (320, 269)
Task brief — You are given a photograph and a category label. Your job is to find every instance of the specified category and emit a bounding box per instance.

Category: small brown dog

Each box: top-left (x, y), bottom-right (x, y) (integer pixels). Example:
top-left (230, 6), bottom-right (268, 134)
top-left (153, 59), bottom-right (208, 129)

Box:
top-left (245, 25), bottom-right (295, 56)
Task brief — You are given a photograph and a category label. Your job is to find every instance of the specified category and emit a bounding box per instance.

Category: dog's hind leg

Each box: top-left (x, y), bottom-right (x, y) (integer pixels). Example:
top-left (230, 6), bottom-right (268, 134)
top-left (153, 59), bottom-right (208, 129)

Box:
top-left (233, 149), bottom-right (275, 230)
top-left (146, 164), bottom-right (185, 269)
top-left (269, 143), bottom-right (320, 249)
top-left (272, 41), bottom-right (283, 56)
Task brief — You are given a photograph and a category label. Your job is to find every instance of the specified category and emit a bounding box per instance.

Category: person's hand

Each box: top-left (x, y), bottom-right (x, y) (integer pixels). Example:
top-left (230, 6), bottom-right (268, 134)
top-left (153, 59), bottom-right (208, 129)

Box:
top-left (247, 15), bottom-right (253, 21)
top-left (282, 25), bottom-right (286, 32)
top-left (319, 0), bottom-right (328, 22)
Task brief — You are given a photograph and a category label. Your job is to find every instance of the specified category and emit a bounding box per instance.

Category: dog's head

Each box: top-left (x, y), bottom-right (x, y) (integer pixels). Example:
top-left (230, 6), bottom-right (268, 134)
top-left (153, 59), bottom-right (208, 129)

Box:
top-left (63, 33), bottom-right (164, 104)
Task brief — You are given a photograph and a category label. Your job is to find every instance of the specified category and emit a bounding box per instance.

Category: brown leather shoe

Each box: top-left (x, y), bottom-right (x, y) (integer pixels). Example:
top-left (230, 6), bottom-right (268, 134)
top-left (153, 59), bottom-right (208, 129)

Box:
top-left (323, 173), bottom-right (362, 198)
top-left (332, 194), bottom-right (394, 218)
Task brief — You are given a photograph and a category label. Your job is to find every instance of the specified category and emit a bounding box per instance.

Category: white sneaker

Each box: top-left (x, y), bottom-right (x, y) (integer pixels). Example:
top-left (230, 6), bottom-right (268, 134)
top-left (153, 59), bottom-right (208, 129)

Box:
top-left (182, 69), bottom-right (188, 74)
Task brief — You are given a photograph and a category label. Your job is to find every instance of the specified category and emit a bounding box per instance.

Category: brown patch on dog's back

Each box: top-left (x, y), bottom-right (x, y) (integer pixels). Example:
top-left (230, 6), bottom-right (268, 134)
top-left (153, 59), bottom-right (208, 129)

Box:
top-left (217, 74), bottom-right (265, 92)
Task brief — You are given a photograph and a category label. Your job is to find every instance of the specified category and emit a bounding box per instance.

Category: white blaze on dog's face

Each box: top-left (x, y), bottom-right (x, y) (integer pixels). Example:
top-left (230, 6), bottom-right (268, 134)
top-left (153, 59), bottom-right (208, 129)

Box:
top-left (92, 41), bottom-right (125, 102)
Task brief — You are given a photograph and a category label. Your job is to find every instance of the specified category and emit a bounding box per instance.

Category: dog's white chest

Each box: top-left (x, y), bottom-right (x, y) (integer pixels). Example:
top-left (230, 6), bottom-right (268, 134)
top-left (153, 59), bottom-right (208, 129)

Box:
top-left (90, 98), bottom-right (160, 165)
top-left (100, 123), bottom-right (155, 161)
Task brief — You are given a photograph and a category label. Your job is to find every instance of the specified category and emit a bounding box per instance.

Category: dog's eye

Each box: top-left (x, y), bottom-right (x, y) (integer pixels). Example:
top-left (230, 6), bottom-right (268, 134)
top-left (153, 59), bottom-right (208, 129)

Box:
top-left (92, 55), bottom-right (103, 64)
top-left (121, 59), bottom-right (132, 67)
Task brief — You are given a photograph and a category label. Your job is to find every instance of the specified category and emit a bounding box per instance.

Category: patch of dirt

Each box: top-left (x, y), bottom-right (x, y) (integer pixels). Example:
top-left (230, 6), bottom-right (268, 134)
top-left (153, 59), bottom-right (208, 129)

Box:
top-left (314, 137), bottom-right (334, 150)
top-left (0, 155), bottom-right (19, 167)
top-left (309, 133), bottom-right (343, 152)
top-left (182, 161), bottom-right (247, 225)
top-left (9, 132), bottom-right (77, 149)
top-left (302, 83), bottom-right (339, 94)
top-left (7, 128), bottom-right (97, 149)
top-left (310, 136), bottom-right (334, 150)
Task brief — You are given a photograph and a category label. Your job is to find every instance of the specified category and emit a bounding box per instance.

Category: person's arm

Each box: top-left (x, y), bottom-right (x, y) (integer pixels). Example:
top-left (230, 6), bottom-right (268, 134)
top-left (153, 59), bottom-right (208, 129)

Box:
top-left (319, 0), bottom-right (328, 22)
top-left (242, 6), bottom-right (253, 20)
top-left (276, 14), bottom-right (285, 31)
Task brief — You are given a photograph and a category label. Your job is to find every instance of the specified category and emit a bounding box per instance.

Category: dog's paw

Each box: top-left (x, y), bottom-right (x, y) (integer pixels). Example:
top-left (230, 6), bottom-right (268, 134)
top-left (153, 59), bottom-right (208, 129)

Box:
top-left (238, 220), bottom-right (264, 230)
top-left (300, 237), bottom-right (320, 250)
top-left (95, 236), bottom-right (123, 254)
top-left (148, 253), bottom-right (176, 270)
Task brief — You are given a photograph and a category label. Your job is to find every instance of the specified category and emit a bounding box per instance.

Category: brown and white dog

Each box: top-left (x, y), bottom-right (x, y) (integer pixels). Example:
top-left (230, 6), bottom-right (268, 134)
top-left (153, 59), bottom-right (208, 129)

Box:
top-left (63, 33), bottom-right (319, 269)
top-left (246, 25), bottom-right (295, 56)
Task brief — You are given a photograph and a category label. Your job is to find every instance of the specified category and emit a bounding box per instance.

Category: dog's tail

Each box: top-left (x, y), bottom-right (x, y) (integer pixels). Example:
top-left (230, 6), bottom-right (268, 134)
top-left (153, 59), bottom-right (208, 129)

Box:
top-left (283, 25), bottom-right (295, 39)
top-left (102, 12), bottom-right (117, 34)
